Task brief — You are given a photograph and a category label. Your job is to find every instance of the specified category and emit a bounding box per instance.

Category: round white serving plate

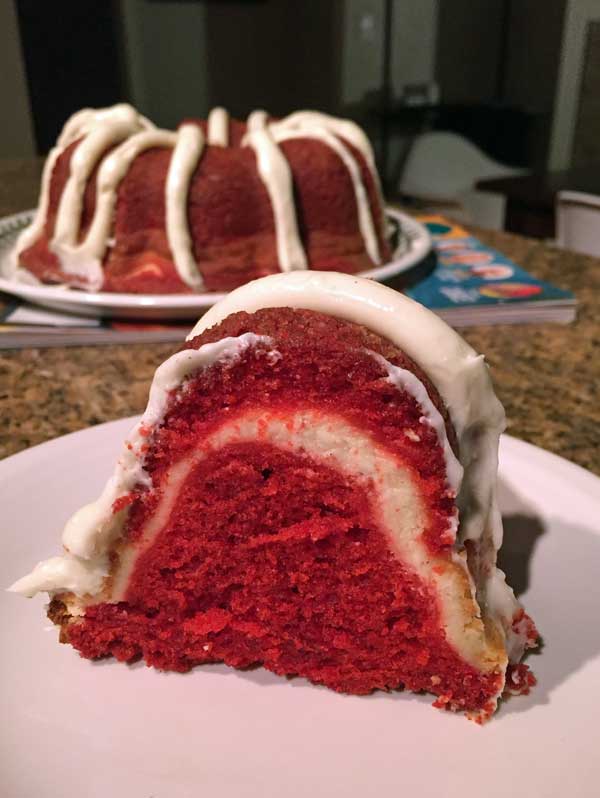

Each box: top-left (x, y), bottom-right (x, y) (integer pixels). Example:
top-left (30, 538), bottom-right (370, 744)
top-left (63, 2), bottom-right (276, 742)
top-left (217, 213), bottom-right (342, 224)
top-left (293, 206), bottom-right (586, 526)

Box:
top-left (1, 419), bottom-right (599, 798)
top-left (0, 207), bottom-right (430, 320)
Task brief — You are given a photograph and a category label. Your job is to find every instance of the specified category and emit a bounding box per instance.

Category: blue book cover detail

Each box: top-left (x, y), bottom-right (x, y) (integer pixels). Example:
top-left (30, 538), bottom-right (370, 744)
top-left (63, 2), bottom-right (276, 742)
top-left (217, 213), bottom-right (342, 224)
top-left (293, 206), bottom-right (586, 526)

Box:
top-left (406, 217), bottom-right (574, 309)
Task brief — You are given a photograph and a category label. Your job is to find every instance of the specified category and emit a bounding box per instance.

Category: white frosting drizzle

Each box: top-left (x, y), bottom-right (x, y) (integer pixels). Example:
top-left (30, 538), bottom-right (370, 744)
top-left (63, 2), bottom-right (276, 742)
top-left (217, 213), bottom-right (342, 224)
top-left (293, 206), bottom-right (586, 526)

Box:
top-left (9, 553), bottom-right (110, 599)
top-left (166, 124), bottom-right (205, 289)
top-left (54, 130), bottom-right (178, 290)
top-left (14, 104), bottom-right (387, 289)
top-left (279, 111), bottom-right (379, 179)
top-left (271, 124), bottom-right (381, 264)
top-left (14, 105), bottom-right (152, 264)
top-left (56, 104), bottom-right (154, 149)
top-left (242, 113), bottom-right (308, 272)
top-left (9, 333), bottom-right (272, 597)
top-left (247, 110), bottom-right (269, 132)
top-left (276, 112), bottom-right (385, 224)
top-left (207, 107), bottom-right (229, 146)
top-left (13, 148), bottom-right (62, 261)
top-left (368, 351), bottom-right (464, 495)
top-left (52, 108), bottom-right (153, 250)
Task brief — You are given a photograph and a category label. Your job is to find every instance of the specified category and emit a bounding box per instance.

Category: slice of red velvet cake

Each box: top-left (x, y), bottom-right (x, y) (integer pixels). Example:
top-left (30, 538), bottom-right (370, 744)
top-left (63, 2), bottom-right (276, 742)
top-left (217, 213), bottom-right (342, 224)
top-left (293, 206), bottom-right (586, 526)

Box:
top-left (10, 272), bottom-right (537, 721)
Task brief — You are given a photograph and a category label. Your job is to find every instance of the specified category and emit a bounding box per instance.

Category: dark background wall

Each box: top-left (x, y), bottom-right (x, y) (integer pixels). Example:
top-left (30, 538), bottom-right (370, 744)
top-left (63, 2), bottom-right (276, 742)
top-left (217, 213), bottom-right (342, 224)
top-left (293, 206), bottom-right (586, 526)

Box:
top-left (7, 0), bottom-right (579, 180)
top-left (16, 0), bottom-right (125, 153)
top-left (205, 1), bottom-right (344, 119)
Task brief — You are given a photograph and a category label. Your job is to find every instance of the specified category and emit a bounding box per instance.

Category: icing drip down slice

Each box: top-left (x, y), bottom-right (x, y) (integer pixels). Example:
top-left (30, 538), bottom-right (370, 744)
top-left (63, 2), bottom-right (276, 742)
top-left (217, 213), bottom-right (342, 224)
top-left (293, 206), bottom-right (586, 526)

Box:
top-left (166, 124), bottom-right (206, 289)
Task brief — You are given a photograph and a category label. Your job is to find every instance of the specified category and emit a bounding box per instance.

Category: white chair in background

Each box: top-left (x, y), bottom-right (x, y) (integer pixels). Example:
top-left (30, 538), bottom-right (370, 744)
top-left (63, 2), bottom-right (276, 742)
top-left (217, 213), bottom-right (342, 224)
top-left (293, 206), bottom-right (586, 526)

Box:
top-left (556, 191), bottom-right (600, 257)
top-left (398, 131), bottom-right (528, 230)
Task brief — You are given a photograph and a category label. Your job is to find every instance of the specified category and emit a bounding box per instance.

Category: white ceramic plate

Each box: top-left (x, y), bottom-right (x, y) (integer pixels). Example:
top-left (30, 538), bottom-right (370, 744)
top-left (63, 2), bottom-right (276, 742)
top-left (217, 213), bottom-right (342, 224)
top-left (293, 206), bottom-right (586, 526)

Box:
top-left (2, 420), bottom-right (599, 798)
top-left (0, 208), bottom-right (430, 320)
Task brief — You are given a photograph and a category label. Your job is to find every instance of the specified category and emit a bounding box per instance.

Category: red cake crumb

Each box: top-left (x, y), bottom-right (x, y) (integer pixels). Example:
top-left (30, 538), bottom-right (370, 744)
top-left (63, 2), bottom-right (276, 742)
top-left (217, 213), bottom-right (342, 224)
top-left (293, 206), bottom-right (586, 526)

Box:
top-left (504, 663), bottom-right (537, 696)
top-left (69, 442), bottom-right (502, 713)
top-left (512, 607), bottom-right (539, 649)
top-left (112, 494), bottom-right (138, 514)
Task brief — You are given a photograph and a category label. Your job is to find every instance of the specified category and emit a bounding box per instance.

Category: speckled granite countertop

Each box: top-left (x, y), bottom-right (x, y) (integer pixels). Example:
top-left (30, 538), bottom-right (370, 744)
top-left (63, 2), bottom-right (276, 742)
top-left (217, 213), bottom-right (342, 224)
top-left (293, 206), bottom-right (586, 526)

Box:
top-left (0, 159), bottom-right (598, 475)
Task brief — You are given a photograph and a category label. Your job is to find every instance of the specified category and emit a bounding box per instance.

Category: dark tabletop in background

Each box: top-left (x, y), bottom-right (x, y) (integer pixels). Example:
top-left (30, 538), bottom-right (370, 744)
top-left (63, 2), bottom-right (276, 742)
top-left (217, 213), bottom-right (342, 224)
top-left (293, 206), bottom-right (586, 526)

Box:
top-left (0, 159), bottom-right (598, 475)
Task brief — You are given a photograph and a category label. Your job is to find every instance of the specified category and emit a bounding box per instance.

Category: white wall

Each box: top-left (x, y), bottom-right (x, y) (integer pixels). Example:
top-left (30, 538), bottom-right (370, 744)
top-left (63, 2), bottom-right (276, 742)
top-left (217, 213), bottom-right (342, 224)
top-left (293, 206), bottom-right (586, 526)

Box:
top-left (119, 0), bottom-right (210, 127)
top-left (340, 0), bottom-right (385, 106)
top-left (390, 0), bottom-right (438, 100)
top-left (549, 0), bottom-right (600, 169)
top-left (340, 0), bottom-right (438, 181)
top-left (0, 0), bottom-right (36, 157)
top-left (340, 0), bottom-right (437, 107)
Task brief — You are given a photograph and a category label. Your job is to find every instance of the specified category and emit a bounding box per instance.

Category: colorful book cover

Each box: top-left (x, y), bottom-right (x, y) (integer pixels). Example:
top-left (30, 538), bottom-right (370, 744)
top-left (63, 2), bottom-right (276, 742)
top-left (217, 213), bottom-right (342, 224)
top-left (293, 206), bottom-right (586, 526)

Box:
top-left (406, 216), bottom-right (575, 313)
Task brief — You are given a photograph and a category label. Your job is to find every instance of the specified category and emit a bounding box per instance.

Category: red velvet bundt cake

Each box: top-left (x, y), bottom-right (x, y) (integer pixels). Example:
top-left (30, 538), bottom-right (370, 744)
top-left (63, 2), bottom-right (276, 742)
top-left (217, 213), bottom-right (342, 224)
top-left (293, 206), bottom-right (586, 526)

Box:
top-left (11, 104), bottom-right (391, 294)
top-left (11, 272), bottom-right (537, 721)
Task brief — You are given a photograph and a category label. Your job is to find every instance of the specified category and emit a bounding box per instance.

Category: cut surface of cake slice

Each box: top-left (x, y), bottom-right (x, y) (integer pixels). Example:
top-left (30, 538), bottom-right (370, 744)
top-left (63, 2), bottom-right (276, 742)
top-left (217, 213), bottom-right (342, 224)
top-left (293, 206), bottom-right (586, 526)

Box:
top-left (10, 272), bottom-right (537, 721)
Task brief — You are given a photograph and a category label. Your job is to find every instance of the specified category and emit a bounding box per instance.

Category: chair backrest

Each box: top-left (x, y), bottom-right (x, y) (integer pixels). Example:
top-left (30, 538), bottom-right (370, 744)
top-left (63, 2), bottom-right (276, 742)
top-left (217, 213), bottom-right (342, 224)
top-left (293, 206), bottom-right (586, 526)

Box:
top-left (556, 190), bottom-right (600, 256)
top-left (399, 131), bottom-right (525, 201)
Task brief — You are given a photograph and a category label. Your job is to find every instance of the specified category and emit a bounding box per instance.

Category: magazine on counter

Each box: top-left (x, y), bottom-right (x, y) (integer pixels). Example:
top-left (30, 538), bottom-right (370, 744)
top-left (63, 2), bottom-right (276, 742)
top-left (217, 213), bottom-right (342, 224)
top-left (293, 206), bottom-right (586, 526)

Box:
top-left (403, 215), bottom-right (576, 326)
top-left (0, 215), bottom-right (576, 348)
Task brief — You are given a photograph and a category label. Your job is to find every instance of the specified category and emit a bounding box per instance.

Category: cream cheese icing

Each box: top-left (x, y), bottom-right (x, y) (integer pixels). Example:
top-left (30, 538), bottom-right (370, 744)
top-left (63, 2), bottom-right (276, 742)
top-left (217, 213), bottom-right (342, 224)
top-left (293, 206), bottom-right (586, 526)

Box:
top-left (51, 112), bottom-right (153, 250)
top-left (271, 125), bottom-right (381, 264)
top-left (55, 129), bottom-right (179, 290)
top-left (242, 112), bottom-right (308, 272)
top-left (368, 350), bottom-right (464, 495)
top-left (11, 105), bottom-right (152, 282)
top-left (277, 111), bottom-right (380, 184)
top-left (166, 124), bottom-right (206, 289)
top-left (207, 107), bottom-right (229, 147)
